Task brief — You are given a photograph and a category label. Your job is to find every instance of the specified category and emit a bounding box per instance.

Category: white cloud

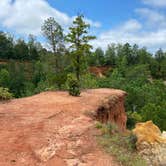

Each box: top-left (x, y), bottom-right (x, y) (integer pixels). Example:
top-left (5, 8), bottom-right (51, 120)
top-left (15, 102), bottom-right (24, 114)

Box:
top-left (135, 8), bottom-right (166, 27)
top-left (121, 19), bottom-right (142, 31)
top-left (84, 18), bottom-right (101, 28)
top-left (0, 0), bottom-right (101, 35)
top-left (142, 0), bottom-right (166, 7)
top-left (91, 5), bottom-right (166, 53)
top-left (91, 19), bottom-right (166, 52)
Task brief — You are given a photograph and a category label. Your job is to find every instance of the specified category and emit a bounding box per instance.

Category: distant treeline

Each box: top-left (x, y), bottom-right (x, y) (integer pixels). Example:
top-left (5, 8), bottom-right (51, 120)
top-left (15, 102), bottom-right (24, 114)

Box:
top-left (89, 43), bottom-right (166, 80)
top-left (0, 32), bottom-right (47, 60)
top-left (1, 30), bottom-right (166, 81)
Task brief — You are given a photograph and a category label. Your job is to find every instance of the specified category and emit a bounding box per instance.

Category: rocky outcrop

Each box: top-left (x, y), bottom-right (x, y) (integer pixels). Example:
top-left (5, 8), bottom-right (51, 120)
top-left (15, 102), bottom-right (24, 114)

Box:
top-left (0, 89), bottom-right (126, 166)
top-left (133, 121), bottom-right (166, 166)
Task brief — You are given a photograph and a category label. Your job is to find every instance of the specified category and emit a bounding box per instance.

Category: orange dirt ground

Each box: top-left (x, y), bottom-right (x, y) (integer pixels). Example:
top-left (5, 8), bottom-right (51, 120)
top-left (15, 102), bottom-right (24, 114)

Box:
top-left (0, 89), bottom-right (126, 166)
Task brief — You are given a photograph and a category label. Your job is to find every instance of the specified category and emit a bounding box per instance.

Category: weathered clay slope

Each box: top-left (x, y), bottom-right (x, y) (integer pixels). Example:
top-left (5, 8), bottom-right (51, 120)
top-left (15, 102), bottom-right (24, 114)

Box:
top-left (89, 67), bottom-right (111, 77)
top-left (0, 89), bottom-right (126, 166)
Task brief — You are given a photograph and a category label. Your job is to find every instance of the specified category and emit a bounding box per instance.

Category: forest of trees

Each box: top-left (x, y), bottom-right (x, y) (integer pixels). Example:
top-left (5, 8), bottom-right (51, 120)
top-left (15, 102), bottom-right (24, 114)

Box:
top-left (0, 15), bottom-right (166, 130)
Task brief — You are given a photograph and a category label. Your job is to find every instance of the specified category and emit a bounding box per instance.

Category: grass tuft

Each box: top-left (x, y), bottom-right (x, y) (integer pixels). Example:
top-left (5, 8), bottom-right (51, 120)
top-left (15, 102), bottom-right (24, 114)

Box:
top-left (96, 122), bottom-right (147, 166)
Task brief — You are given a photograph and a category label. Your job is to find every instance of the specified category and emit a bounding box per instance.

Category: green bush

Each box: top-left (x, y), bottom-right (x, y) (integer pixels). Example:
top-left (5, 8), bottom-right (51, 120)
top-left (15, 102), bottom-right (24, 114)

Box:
top-left (141, 102), bottom-right (166, 131)
top-left (81, 73), bottom-right (98, 89)
top-left (47, 72), bottom-right (67, 89)
top-left (0, 69), bottom-right (10, 88)
top-left (0, 87), bottom-right (13, 101)
top-left (66, 74), bottom-right (80, 96)
top-left (34, 80), bottom-right (55, 93)
top-left (127, 112), bottom-right (143, 129)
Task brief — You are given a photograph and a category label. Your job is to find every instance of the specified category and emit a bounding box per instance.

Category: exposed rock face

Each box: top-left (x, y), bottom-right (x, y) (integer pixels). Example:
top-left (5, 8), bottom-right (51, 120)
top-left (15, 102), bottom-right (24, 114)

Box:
top-left (0, 89), bottom-right (126, 166)
top-left (133, 121), bottom-right (166, 166)
top-left (96, 94), bottom-right (127, 132)
top-left (89, 66), bottom-right (111, 77)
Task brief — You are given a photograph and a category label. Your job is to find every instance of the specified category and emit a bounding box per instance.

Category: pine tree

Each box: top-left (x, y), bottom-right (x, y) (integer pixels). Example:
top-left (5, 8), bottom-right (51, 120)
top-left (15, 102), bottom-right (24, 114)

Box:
top-left (66, 15), bottom-right (96, 82)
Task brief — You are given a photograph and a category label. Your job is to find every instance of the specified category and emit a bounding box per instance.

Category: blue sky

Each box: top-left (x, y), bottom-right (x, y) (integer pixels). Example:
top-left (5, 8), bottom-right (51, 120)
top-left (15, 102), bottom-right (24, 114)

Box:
top-left (50, 0), bottom-right (141, 30)
top-left (0, 0), bottom-right (166, 52)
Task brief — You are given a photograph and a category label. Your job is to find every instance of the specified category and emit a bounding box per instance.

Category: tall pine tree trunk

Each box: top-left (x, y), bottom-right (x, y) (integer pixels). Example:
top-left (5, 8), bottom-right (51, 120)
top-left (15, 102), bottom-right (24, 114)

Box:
top-left (76, 53), bottom-right (80, 82)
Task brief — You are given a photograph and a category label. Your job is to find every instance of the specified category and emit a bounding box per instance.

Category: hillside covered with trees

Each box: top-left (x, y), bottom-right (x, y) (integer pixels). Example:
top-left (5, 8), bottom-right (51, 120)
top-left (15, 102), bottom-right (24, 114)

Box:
top-left (0, 15), bottom-right (166, 131)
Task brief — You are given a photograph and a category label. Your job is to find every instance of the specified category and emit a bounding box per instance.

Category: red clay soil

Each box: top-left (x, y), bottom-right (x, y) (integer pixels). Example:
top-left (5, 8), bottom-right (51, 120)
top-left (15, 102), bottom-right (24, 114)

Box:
top-left (89, 67), bottom-right (111, 77)
top-left (0, 89), bottom-right (126, 166)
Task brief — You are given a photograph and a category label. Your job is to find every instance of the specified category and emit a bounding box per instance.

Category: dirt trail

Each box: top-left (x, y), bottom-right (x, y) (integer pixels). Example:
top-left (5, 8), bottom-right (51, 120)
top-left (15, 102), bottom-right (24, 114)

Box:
top-left (0, 89), bottom-right (126, 166)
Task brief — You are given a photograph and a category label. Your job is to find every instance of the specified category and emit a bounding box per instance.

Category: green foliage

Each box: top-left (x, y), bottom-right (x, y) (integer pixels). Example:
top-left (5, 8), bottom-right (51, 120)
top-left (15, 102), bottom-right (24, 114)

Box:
top-left (0, 87), bottom-right (13, 101)
top-left (28, 35), bottom-right (40, 60)
top-left (97, 65), bottom-right (166, 130)
top-left (32, 61), bottom-right (46, 86)
top-left (0, 31), bottom-right (43, 61)
top-left (14, 39), bottom-right (29, 60)
top-left (151, 48), bottom-right (166, 79)
top-left (127, 112), bottom-right (143, 129)
top-left (0, 32), bottom-right (14, 59)
top-left (125, 80), bottom-right (166, 130)
top-left (34, 80), bottom-right (54, 93)
top-left (160, 59), bottom-right (166, 79)
top-left (41, 17), bottom-right (64, 70)
top-left (125, 64), bottom-right (150, 81)
top-left (80, 73), bottom-right (98, 89)
top-left (7, 62), bottom-right (27, 97)
top-left (54, 73), bottom-right (67, 89)
top-left (0, 69), bottom-right (10, 87)
top-left (94, 47), bottom-right (105, 66)
top-left (105, 44), bottom-right (116, 66)
top-left (97, 69), bottom-right (125, 89)
top-left (66, 14), bottom-right (96, 82)
top-left (141, 103), bottom-right (166, 131)
top-left (66, 74), bottom-right (80, 96)
top-left (23, 82), bottom-right (35, 97)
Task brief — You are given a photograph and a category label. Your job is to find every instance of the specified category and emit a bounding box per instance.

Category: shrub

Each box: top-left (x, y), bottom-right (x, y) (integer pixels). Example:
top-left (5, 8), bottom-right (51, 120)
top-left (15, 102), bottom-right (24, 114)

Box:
top-left (0, 69), bottom-right (10, 88)
top-left (141, 103), bottom-right (166, 131)
top-left (127, 112), bottom-right (143, 129)
top-left (47, 72), bottom-right (67, 89)
top-left (34, 80), bottom-right (55, 93)
top-left (66, 74), bottom-right (80, 96)
top-left (80, 73), bottom-right (98, 89)
top-left (0, 87), bottom-right (13, 101)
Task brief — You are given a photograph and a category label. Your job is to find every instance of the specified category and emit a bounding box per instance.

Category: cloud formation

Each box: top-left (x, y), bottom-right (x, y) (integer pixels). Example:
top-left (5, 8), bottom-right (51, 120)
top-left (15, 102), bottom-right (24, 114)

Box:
top-left (92, 21), bottom-right (166, 52)
top-left (0, 0), bottom-right (166, 52)
top-left (142, 0), bottom-right (166, 7)
top-left (92, 4), bottom-right (166, 52)
top-left (0, 0), bottom-right (101, 35)
top-left (136, 8), bottom-right (166, 27)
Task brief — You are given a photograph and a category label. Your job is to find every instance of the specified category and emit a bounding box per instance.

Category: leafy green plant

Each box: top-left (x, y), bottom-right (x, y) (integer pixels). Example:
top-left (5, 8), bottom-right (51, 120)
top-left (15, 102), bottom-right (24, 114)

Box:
top-left (0, 87), bottom-right (13, 101)
top-left (141, 102), bottom-right (166, 131)
top-left (81, 73), bottom-right (98, 89)
top-left (127, 112), bottom-right (143, 129)
top-left (34, 80), bottom-right (55, 93)
top-left (0, 69), bottom-right (10, 88)
top-left (66, 74), bottom-right (80, 96)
